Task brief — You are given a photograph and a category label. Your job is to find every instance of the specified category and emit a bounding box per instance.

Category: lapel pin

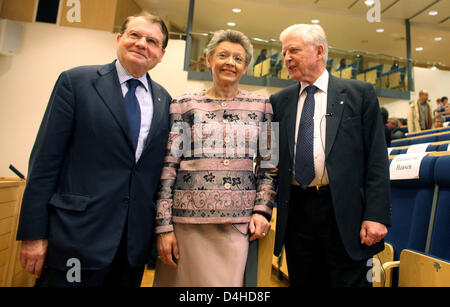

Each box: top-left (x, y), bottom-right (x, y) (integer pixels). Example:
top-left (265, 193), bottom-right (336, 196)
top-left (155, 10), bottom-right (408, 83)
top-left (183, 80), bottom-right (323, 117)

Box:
top-left (340, 101), bottom-right (344, 105)
top-left (157, 97), bottom-right (161, 102)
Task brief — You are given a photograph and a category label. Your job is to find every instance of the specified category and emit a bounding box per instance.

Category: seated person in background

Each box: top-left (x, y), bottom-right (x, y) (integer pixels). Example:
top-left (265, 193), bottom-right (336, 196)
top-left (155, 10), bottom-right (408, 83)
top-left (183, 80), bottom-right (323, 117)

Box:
top-left (254, 48), bottom-right (267, 66)
top-left (387, 118), bottom-right (406, 140)
top-left (398, 118), bottom-right (407, 126)
top-left (273, 60), bottom-right (283, 77)
top-left (442, 96), bottom-right (449, 114)
top-left (433, 115), bottom-right (445, 129)
top-left (434, 98), bottom-right (444, 116)
top-left (381, 107), bottom-right (391, 146)
top-left (390, 60), bottom-right (399, 71)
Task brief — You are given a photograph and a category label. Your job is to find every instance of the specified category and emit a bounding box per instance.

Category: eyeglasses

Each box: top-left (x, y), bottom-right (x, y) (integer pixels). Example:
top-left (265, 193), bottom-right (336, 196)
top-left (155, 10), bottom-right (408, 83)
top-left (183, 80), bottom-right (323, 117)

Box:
top-left (125, 30), bottom-right (162, 49)
top-left (215, 52), bottom-right (246, 65)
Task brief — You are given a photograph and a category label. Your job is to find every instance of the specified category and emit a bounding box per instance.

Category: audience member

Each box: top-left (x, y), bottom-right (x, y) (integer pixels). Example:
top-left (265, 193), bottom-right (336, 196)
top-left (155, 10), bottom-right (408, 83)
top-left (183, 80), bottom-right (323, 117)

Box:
top-left (387, 118), bottom-right (406, 140)
top-left (407, 89), bottom-right (432, 133)
top-left (442, 96), bottom-right (449, 114)
top-left (433, 115), bottom-right (445, 129)
top-left (254, 48), bottom-right (267, 66)
top-left (434, 98), bottom-right (444, 116)
top-left (381, 107), bottom-right (391, 146)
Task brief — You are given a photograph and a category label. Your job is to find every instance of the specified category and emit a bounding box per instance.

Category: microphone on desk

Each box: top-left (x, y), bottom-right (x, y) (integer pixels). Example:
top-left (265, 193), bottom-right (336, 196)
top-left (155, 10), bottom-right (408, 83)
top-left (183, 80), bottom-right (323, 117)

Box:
top-left (9, 164), bottom-right (25, 180)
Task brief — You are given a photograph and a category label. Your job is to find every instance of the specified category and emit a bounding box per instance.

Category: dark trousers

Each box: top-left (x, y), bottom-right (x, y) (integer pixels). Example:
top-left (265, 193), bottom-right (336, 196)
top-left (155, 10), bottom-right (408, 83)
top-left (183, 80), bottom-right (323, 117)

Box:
top-left (284, 185), bottom-right (371, 287)
top-left (35, 224), bottom-right (145, 287)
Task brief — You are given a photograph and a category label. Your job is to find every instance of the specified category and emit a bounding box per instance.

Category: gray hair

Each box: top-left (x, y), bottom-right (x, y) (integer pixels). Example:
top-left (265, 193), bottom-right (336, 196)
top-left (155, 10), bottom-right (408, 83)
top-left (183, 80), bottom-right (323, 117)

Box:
top-left (279, 24), bottom-right (328, 63)
top-left (206, 29), bottom-right (253, 64)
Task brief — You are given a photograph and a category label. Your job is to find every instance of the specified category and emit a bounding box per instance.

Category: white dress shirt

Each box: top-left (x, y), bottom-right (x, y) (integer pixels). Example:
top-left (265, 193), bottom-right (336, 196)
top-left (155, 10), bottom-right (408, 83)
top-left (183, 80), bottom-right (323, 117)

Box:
top-left (292, 69), bottom-right (330, 187)
top-left (115, 60), bottom-right (154, 161)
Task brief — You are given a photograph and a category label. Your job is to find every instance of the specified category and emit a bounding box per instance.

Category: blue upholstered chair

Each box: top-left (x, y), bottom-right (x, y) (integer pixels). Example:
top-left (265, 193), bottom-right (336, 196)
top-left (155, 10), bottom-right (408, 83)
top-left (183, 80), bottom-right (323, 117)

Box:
top-left (386, 156), bottom-right (438, 261)
top-left (429, 155), bottom-right (450, 260)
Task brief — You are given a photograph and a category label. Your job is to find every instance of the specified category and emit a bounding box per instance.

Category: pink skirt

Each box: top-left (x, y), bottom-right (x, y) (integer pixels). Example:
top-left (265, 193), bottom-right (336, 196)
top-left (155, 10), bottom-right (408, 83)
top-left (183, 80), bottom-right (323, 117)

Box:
top-left (153, 223), bottom-right (249, 287)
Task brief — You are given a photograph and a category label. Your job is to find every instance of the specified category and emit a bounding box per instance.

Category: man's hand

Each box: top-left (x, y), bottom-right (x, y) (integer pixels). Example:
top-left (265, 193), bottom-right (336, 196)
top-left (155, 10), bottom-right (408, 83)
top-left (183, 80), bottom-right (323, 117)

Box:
top-left (156, 232), bottom-right (179, 268)
top-left (360, 221), bottom-right (388, 246)
top-left (19, 239), bottom-right (48, 278)
top-left (249, 213), bottom-right (271, 242)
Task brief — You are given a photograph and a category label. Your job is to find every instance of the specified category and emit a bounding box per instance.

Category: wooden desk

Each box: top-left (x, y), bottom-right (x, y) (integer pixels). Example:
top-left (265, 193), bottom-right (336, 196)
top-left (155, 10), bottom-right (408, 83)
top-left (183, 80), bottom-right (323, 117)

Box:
top-left (0, 179), bottom-right (35, 287)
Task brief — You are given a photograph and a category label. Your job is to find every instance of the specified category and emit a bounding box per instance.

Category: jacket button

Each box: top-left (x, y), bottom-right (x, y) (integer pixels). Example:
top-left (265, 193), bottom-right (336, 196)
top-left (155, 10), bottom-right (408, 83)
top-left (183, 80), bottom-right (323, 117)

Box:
top-left (123, 197), bottom-right (130, 204)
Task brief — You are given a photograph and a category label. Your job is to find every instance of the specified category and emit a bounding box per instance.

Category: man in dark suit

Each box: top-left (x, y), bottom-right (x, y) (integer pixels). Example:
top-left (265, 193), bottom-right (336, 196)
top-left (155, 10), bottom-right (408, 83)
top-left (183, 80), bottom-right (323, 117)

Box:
top-left (270, 24), bottom-right (391, 287)
top-left (16, 13), bottom-right (172, 287)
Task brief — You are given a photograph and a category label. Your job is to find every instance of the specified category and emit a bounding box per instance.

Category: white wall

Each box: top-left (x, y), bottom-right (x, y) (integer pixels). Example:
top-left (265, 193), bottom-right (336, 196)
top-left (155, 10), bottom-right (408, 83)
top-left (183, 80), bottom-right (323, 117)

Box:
top-left (0, 21), bottom-right (279, 177)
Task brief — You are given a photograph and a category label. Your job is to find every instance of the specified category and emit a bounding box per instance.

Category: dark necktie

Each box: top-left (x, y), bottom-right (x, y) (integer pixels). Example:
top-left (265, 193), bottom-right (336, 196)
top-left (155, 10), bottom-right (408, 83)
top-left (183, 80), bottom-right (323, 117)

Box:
top-left (295, 85), bottom-right (318, 189)
top-left (125, 79), bottom-right (142, 151)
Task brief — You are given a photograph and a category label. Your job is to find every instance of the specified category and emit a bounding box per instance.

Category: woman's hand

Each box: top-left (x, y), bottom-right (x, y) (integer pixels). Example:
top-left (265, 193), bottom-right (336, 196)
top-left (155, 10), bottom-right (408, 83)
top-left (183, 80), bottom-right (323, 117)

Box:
top-left (157, 232), bottom-right (179, 268)
top-left (249, 213), bottom-right (271, 241)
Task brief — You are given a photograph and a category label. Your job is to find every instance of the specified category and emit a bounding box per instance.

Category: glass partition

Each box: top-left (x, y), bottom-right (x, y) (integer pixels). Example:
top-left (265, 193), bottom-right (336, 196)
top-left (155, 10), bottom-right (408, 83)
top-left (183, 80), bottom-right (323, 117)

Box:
top-left (187, 32), bottom-right (411, 93)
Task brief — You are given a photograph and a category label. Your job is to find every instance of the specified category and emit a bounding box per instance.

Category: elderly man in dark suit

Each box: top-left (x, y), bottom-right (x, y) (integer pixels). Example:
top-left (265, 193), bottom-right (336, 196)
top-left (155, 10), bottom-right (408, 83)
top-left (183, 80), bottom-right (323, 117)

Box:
top-left (270, 24), bottom-right (391, 287)
top-left (16, 13), bottom-right (172, 287)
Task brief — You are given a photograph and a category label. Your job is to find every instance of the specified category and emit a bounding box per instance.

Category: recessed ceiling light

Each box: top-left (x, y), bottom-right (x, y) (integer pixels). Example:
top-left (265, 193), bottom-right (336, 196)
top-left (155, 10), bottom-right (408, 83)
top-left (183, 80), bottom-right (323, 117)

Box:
top-left (434, 37), bottom-right (442, 41)
top-left (376, 28), bottom-right (384, 33)
top-left (416, 47), bottom-right (423, 51)
top-left (428, 11), bottom-right (438, 16)
top-left (232, 8), bottom-right (241, 13)
top-left (227, 22), bottom-right (236, 27)
top-left (311, 19), bottom-right (320, 24)
top-left (364, 0), bottom-right (374, 6)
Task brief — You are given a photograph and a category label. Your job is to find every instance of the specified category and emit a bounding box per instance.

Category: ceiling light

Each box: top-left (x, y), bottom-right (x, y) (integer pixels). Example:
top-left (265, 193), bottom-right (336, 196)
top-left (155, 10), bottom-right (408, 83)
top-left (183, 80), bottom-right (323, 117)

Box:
top-left (376, 28), bottom-right (384, 33)
top-left (232, 8), bottom-right (241, 13)
top-left (227, 22), bottom-right (236, 27)
top-left (434, 37), bottom-right (442, 41)
top-left (364, 0), bottom-right (375, 6)
top-left (311, 19), bottom-right (320, 24)
top-left (428, 11), bottom-right (438, 16)
top-left (416, 47), bottom-right (423, 51)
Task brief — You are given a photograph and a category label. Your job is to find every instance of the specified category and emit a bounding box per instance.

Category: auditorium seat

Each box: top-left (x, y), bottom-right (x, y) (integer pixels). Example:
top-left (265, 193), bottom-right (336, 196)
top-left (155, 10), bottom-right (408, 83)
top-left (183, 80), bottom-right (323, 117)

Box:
top-left (405, 127), bottom-right (450, 138)
top-left (386, 156), bottom-right (438, 261)
top-left (409, 135), bottom-right (438, 145)
top-left (429, 155), bottom-right (450, 260)
top-left (381, 249), bottom-right (450, 287)
top-left (388, 141), bottom-right (450, 156)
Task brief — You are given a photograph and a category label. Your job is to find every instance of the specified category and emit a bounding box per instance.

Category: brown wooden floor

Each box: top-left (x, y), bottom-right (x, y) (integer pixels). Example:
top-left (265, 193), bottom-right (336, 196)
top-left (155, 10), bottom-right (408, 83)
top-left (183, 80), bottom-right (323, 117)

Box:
top-left (140, 266), bottom-right (289, 287)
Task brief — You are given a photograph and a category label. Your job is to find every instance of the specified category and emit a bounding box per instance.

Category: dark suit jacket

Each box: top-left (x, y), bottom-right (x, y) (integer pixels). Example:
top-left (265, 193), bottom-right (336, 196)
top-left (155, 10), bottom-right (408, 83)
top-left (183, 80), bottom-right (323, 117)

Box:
top-left (270, 75), bottom-right (391, 261)
top-left (16, 61), bottom-right (171, 270)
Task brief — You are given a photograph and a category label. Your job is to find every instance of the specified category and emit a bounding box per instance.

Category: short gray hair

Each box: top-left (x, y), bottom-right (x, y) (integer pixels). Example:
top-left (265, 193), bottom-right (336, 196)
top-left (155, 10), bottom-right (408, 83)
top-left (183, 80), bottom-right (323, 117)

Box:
top-left (206, 29), bottom-right (253, 64)
top-left (279, 24), bottom-right (328, 63)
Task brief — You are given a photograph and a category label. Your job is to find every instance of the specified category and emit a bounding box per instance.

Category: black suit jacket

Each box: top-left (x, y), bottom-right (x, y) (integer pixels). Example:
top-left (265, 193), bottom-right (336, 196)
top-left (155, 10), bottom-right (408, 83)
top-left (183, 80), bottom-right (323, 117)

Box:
top-left (270, 75), bottom-right (391, 261)
top-left (16, 61), bottom-right (171, 270)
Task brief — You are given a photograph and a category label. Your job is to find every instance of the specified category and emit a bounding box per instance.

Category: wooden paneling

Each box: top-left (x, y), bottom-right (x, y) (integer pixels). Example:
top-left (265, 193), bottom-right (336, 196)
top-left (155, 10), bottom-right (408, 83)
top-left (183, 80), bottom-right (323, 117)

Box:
top-left (0, 180), bottom-right (35, 287)
top-left (0, 201), bottom-right (15, 219)
top-left (0, 248), bottom-right (8, 266)
top-left (114, 0), bottom-right (141, 33)
top-left (0, 0), bottom-right (36, 22)
top-left (0, 232), bottom-right (9, 251)
top-left (0, 187), bottom-right (18, 203)
top-left (0, 217), bottom-right (12, 235)
top-left (59, 0), bottom-right (118, 32)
